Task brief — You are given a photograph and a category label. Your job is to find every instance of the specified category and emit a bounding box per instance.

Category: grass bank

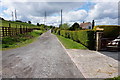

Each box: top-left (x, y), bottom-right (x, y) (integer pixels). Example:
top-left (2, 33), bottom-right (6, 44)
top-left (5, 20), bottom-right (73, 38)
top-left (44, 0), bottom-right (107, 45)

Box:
top-left (1, 30), bottom-right (44, 50)
top-left (56, 35), bottom-right (87, 49)
top-left (104, 76), bottom-right (120, 80)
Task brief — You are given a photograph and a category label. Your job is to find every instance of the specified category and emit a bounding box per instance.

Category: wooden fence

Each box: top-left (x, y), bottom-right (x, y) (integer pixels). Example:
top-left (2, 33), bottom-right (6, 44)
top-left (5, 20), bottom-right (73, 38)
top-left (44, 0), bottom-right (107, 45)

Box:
top-left (0, 26), bottom-right (40, 38)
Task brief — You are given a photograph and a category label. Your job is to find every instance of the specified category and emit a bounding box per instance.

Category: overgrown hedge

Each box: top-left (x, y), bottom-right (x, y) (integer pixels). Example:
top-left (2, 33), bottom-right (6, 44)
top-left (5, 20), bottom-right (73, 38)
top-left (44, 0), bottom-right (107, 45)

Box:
top-left (52, 28), bottom-right (95, 50)
top-left (94, 25), bottom-right (120, 38)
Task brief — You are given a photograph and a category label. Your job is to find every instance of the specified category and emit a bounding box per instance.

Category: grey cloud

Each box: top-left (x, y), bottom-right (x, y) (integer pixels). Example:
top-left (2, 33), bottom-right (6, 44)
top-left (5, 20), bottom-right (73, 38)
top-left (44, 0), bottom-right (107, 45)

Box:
top-left (13, 2), bottom-right (84, 17)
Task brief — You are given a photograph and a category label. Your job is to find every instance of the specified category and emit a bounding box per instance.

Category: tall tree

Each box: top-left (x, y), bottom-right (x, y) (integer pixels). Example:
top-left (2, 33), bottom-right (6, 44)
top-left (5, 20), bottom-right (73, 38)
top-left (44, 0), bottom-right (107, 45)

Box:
top-left (59, 23), bottom-right (70, 30)
top-left (69, 22), bottom-right (81, 31)
top-left (28, 21), bottom-right (31, 24)
top-left (92, 20), bottom-right (95, 29)
top-left (37, 23), bottom-right (40, 26)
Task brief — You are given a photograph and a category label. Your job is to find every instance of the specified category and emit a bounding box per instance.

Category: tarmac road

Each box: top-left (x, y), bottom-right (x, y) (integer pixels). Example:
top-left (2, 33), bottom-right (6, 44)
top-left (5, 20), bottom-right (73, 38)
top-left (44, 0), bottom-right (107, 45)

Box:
top-left (2, 30), bottom-right (84, 78)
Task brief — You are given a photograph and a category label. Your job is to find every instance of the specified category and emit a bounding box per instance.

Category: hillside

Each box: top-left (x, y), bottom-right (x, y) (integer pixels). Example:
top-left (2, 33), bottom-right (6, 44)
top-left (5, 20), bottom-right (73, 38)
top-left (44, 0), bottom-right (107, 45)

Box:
top-left (0, 19), bottom-right (39, 28)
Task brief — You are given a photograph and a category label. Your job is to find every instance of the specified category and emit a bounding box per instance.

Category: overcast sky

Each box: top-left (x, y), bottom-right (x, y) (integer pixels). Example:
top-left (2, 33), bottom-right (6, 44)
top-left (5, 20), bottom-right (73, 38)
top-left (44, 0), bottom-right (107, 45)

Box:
top-left (0, 0), bottom-right (119, 26)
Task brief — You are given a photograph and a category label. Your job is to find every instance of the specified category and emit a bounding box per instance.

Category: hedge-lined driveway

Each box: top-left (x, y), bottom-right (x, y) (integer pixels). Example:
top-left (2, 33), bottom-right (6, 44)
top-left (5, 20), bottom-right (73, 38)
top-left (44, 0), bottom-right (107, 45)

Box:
top-left (2, 30), bottom-right (84, 78)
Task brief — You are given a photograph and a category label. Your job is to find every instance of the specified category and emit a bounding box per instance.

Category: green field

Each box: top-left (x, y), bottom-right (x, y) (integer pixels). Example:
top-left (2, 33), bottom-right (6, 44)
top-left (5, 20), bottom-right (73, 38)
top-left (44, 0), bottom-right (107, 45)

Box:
top-left (56, 35), bottom-right (87, 49)
top-left (0, 20), bottom-right (39, 28)
top-left (1, 30), bottom-right (44, 50)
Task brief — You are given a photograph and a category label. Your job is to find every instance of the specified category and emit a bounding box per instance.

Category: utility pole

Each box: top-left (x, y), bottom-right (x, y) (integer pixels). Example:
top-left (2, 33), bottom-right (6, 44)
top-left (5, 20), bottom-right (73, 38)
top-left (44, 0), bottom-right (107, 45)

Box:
top-left (11, 11), bottom-right (14, 21)
top-left (61, 9), bottom-right (62, 26)
top-left (15, 9), bottom-right (17, 21)
top-left (44, 11), bottom-right (46, 25)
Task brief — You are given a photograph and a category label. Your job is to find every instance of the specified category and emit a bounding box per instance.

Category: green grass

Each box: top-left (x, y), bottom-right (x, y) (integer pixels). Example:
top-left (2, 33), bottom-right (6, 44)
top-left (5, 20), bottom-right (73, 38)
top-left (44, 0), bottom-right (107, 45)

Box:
top-left (56, 35), bottom-right (87, 49)
top-left (1, 30), bottom-right (44, 50)
top-left (1, 20), bottom-right (39, 28)
top-left (104, 76), bottom-right (120, 80)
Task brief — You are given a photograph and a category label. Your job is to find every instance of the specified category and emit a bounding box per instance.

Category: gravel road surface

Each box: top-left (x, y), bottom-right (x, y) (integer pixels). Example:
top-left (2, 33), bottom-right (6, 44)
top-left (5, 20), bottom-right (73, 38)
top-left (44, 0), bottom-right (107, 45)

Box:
top-left (67, 49), bottom-right (119, 78)
top-left (2, 30), bottom-right (84, 78)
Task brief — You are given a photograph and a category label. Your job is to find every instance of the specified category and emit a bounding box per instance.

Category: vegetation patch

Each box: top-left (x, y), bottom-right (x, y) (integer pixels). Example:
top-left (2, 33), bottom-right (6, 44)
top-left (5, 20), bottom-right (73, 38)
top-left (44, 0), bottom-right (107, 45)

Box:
top-left (94, 25), bottom-right (120, 38)
top-left (1, 30), bottom-right (44, 50)
top-left (104, 76), bottom-right (120, 80)
top-left (56, 35), bottom-right (87, 49)
top-left (52, 28), bottom-right (95, 50)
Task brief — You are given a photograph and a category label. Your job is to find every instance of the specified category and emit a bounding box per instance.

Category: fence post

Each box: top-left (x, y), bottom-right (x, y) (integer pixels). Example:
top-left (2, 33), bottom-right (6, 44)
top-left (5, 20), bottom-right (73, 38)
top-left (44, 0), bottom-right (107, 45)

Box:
top-left (4, 27), bottom-right (7, 36)
top-left (96, 32), bottom-right (103, 51)
top-left (26, 26), bottom-right (27, 33)
top-left (2, 27), bottom-right (4, 37)
top-left (20, 25), bottom-right (22, 34)
top-left (8, 23), bottom-right (11, 36)
top-left (16, 25), bottom-right (17, 35)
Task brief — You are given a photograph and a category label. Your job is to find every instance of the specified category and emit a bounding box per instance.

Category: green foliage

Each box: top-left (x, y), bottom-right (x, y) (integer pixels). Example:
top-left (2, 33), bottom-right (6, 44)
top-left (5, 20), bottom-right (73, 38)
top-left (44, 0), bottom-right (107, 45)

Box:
top-left (69, 22), bottom-right (82, 31)
top-left (37, 23), bottom-right (40, 26)
top-left (77, 30), bottom-right (95, 49)
top-left (59, 23), bottom-right (70, 30)
top-left (56, 35), bottom-right (87, 49)
top-left (94, 25), bottom-right (120, 38)
top-left (1, 19), bottom-right (38, 28)
top-left (52, 29), bottom-right (95, 50)
top-left (28, 21), bottom-right (31, 24)
top-left (104, 76), bottom-right (120, 80)
top-left (2, 30), bottom-right (43, 48)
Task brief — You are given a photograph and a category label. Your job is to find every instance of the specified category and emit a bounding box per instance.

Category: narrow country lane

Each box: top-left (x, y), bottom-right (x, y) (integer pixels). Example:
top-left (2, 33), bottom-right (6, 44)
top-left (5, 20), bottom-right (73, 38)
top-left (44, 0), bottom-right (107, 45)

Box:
top-left (2, 30), bottom-right (84, 78)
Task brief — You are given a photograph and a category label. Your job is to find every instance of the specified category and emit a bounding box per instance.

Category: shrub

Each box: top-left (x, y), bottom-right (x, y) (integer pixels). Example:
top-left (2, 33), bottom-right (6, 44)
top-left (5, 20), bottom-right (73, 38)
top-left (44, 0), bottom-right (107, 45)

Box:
top-left (69, 22), bottom-right (82, 31)
top-left (94, 25), bottom-right (120, 38)
top-left (56, 29), bottom-right (60, 35)
top-left (52, 29), bottom-right (95, 50)
top-left (76, 30), bottom-right (95, 49)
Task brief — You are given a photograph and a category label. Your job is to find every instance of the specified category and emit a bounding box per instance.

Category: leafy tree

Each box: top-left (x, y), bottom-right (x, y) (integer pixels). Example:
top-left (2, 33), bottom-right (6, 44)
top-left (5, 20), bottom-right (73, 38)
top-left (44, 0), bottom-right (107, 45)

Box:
top-left (28, 21), bottom-right (31, 24)
top-left (0, 17), bottom-right (4, 20)
top-left (16, 20), bottom-right (22, 22)
top-left (37, 23), bottom-right (40, 26)
top-left (69, 22), bottom-right (81, 31)
top-left (59, 23), bottom-right (70, 30)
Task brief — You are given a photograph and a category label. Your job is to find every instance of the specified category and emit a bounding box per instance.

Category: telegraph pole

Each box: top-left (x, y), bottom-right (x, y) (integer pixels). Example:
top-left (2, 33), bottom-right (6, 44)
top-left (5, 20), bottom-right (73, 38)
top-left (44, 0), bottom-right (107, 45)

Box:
top-left (61, 9), bottom-right (62, 26)
top-left (15, 9), bottom-right (17, 21)
top-left (44, 11), bottom-right (46, 25)
top-left (11, 11), bottom-right (14, 21)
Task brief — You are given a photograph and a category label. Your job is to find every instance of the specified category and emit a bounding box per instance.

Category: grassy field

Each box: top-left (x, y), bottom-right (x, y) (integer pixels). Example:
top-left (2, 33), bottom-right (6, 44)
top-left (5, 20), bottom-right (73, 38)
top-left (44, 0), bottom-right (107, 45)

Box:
top-left (56, 35), bottom-right (87, 49)
top-left (0, 20), bottom-right (39, 28)
top-left (104, 76), bottom-right (120, 80)
top-left (1, 30), bottom-right (44, 50)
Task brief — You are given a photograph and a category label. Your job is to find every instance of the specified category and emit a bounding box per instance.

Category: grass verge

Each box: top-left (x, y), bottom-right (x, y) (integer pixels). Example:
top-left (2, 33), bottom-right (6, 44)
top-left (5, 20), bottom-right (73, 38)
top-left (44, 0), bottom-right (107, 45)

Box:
top-left (104, 76), bottom-right (120, 80)
top-left (56, 35), bottom-right (87, 49)
top-left (1, 30), bottom-right (44, 50)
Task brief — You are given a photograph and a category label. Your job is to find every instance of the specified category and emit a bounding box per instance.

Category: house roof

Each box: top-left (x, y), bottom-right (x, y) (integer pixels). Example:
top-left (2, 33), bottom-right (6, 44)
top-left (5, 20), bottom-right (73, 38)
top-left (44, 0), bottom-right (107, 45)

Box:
top-left (80, 22), bottom-right (92, 28)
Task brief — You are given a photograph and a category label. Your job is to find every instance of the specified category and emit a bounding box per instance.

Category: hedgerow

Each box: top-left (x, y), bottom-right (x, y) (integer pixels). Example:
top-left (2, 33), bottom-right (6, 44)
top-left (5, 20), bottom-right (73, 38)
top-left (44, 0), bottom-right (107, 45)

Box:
top-left (52, 28), bottom-right (95, 50)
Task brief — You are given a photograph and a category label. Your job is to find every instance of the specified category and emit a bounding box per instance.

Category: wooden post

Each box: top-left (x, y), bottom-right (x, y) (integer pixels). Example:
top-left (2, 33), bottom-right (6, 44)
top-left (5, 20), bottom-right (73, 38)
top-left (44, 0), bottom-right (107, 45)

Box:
top-left (20, 25), bottom-right (22, 34)
top-left (8, 23), bottom-right (11, 36)
top-left (5, 27), bottom-right (7, 36)
top-left (16, 25), bottom-right (17, 35)
top-left (2, 27), bottom-right (4, 37)
top-left (96, 32), bottom-right (103, 51)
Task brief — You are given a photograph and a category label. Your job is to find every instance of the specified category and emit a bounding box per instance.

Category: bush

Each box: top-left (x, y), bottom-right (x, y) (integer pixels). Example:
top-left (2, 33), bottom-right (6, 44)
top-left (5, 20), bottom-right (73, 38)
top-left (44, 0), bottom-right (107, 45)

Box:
top-left (52, 29), bottom-right (95, 50)
top-left (94, 25), bottom-right (120, 38)
top-left (77, 30), bottom-right (95, 49)
top-left (56, 29), bottom-right (60, 35)
top-left (69, 22), bottom-right (82, 31)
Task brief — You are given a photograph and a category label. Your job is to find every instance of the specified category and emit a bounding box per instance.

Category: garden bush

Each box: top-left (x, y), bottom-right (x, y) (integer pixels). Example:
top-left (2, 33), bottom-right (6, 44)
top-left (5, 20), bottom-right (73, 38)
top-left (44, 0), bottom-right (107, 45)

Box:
top-left (94, 25), bottom-right (120, 38)
top-left (52, 29), bottom-right (95, 50)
